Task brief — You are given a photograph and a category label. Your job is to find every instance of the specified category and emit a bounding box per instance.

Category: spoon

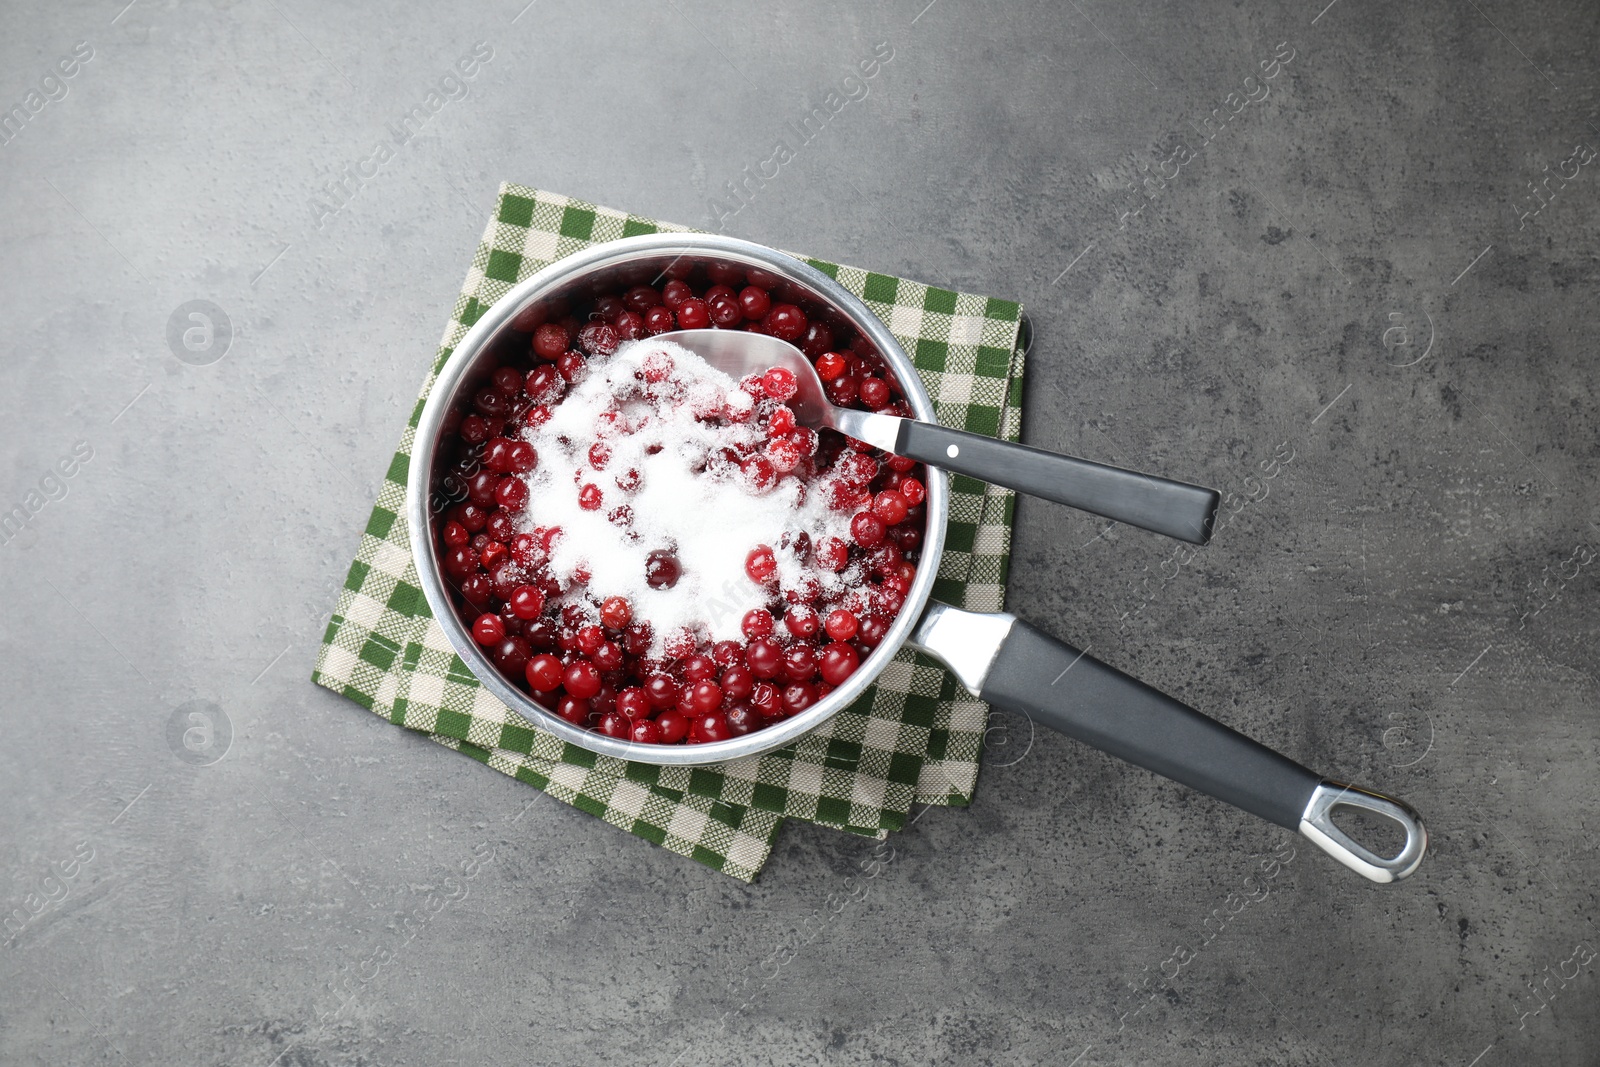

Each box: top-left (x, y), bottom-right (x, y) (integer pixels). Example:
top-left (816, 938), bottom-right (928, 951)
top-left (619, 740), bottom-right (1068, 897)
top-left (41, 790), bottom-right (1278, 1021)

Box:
top-left (661, 329), bottom-right (1220, 545)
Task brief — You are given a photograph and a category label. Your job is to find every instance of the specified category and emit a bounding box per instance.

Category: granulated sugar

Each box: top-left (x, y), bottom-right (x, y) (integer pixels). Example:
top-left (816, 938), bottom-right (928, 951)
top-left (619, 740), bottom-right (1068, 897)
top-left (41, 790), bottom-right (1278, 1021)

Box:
top-left (514, 337), bottom-right (853, 654)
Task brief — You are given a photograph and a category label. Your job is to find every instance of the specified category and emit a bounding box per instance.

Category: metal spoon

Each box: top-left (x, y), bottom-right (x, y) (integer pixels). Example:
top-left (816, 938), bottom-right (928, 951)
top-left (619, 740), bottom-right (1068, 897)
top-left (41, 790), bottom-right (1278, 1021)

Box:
top-left (661, 329), bottom-right (1221, 545)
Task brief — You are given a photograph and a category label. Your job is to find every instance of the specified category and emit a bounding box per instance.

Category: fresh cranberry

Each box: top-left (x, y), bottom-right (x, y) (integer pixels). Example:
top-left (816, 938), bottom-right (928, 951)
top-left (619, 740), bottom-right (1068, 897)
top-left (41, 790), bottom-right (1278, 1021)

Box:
top-left (824, 609), bottom-right (858, 642)
top-left (781, 682), bottom-right (817, 715)
top-left (746, 637), bottom-right (783, 679)
top-left (473, 388), bottom-right (508, 416)
top-left (814, 536), bottom-right (848, 572)
top-left (720, 665), bottom-right (754, 700)
top-left (825, 374), bottom-right (859, 405)
top-left (492, 366), bottom-right (524, 396)
top-left (711, 640), bottom-right (744, 667)
top-left (784, 603), bottom-right (819, 639)
top-left (858, 378), bottom-right (891, 410)
top-left (738, 286), bottom-right (771, 320)
top-left (441, 520), bottom-right (469, 548)
top-left (616, 687), bottom-right (651, 719)
top-left (615, 467), bottom-right (642, 492)
top-left (509, 585), bottom-right (545, 619)
top-left (762, 367), bottom-right (798, 401)
top-left (694, 711), bottom-right (732, 742)
top-left (858, 614), bottom-right (890, 648)
top-left (644, 549), bottom-right (681, 589)
top-left (599, 596), bottom-right (631, 629)
top-left (630, 718), bottom-right (663, 744)
top-left (556, 696), bottom-right (591, 725)
top-left (745, 545), bottom-right (778, 583)
top-left (851, 511), bottom-right (888, 547)
top-left (598, 711), bottom-right (630, 739)
top-left (577, 322), bottom-right (619, 355)
top-left (767, 437), bottom-right (803, 474)
top-left (782, 644), bottom-right (817, 682)
top-left (899, 476), bottom-right (926, 505)
top-left (675, 298), bottom-right (711, 330)
top-left (708, 296), bottom-right (743, 328)
top-left (557, 351), bottom-right (587, 383)
top-left (614, 310), bottom-right (646, 340)
top-left (459, 574), bottom-right (493, 611)
top-left (819, 642), bottom-right (860, 685)
top-left (495, 478), bottom-right (528, 511)
top-left (644, 673), bottom-right (680, 710)
top-left (594, 295), bottom-right (625, 322)
top-left (763, 304), bottom-right (807, 341)
top-left (593, 640), bottom-right (624, 671)
top-left (798, 321), bottom-right (834, 358)
top-left (525, 364), bottom-right (562, 402)
top-left (741, 455), bottom-right (777, 494)
top-left (643, 306), bottom-right (675, 334)
top-left (767, 405), bottom-right (797, 435)
top-left (750, 682), bottom-right (781, 719)
top-left (742, 609), bottom-right (774, 638)
top-left (656, 709), bottom-right (690, 743)
top-left (681, 654), bottom-right (716, 683)
top-left (687, 680), bottom-right (723, 713)
top-left (525, 653), bottom-right (563, 691)
top-left (472, 613), bottom-right (506, 645)
top-left (871, 490), bottom-right (909, 526)
top-left (492, 637), bottom-right (531, 675)
top-left (725, 703), bottom-right (758, 735)
top-left (625, 285), bottom-right (662, 312)
top-left (443, 546), bottom-right (478, 579)
top-left (578, 483), bottom-right (603, 510)
top-left (459, 414), bottom-right (490, 444)
top-left (563, 660), bottom-right (602, 699)
top-left (815, 352), bottom-right (848, 381)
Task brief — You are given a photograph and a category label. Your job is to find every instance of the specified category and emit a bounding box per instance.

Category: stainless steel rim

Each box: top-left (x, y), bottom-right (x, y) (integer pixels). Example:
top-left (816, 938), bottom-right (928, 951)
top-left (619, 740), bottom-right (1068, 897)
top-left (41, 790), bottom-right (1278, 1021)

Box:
top-left (407, 233), bottom-right (949, 766)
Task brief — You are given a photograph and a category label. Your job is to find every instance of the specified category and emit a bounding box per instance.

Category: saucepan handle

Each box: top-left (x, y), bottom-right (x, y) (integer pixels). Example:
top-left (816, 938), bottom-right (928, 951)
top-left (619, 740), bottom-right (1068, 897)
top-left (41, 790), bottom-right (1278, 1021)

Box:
top-left (907, 604), bottom-right (1427, 882)
top-left (894, 420), bottom-right (1220, 545)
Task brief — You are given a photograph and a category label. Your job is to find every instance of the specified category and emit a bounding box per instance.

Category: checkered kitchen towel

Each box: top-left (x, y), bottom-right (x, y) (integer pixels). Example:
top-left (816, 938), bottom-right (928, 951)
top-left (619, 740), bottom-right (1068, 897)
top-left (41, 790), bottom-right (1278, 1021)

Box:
top-left (312, 184), bottom-right (1028, 881)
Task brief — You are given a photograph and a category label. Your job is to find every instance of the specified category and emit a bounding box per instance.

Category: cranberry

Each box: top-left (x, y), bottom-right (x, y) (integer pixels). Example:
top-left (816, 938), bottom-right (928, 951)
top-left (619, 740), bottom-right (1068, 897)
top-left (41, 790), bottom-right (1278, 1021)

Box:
top-left (711, 640), bottom-right (744, 667)
top-left (746, 637), bottom-right (783, 679)
top-left (526, 653), bottom-right (563, 691)
top-left (577, 322), bottom-right (619, 355)
top-left (473, 388), bottom-right (508, 416)
top-left (750, 682), bottom-right (781, 719)
top-left (899, 476), bottom-right (926, 505)
top-left (594, 294), bottom-right (625, 322)
top-left (824, 609), bottom-right (858, 642)
top-left (798, 321), bottom-right (834, 358)
top-left (742, 609), bottom-right (775, 638)
top-left (614, 310), bottom-right (646, 340)
top-left (725, 703), bottom-right (758, 735)
top-left (687, 680), bottom-right (724, 713)
top-left (784, 603), bottom-right (820, 639)
top-left (556, 696), bottom-right (591, 725)
top-left (781, 682), bottom-right (817, 715)
top-left (617, 687), bottom-right (651, 719)
top-left (441, 520), bottom-right (469, 548)
top-left (492, 637), bottom-right (531, 675)
top-left (656, 709), bottom-right (690, 743)
top-left (721, 665), bottom-right (754, 700)
top-left (681, 654), bottom-right (716, 683)
top-left (782, 644), bottom-right (817, 682)
top-left (694, 711), bottom-right (732, 742)
top-left (675, 298), bottom-right (711, 330)
top-left (492, 366), bottom-right (524, 396)
top-left (554, 662), bottom-right (599, 702)
top-left (616, 467), bottom-right (642, 492)
top-left (871, 491), bottom-right (909, 526)
top-left (443, 546), bottom-right (478, 578)
top-left (767, 437), bottom-right (803, 474)
top-left (599, 596), bottom-right (631, 629)
top-left (598, 711), bottom-right (631, 739)
top-left (768, 406), bottom-right (797, 435)
top-left (578, 483), bottom-right (603, 510)
top-left (825, 374), bottom-right (859, 405)
top-left (525, 364), bottom-right (562, 402)
top-left (643, 306), bottom-right (675, 334)
top-left (644, 673), bottom-right (680, 710)
top-left (625, 285), bottom-right (662, 312)
top-left (509, 585), bottom-right (546, 619)
top-left (472, 613), bottom-right (505, 646)
top-left (593, 640), bottom-right (624, 671)
top-left (460, 414), bottom-right (490, 444)
top-left (858, 614), bottom-right (890, 648)
top-left (851, 511), bottom-right (888, 547)
top-left (459, 574), bottom-right (493, 611)
top-left (763, 304), bottom-right (807, 341)
top-left (814, 536), bottom-right (848, 572)
top-left (859, 378), bottom-right (891, 410)
top-left (630, 718), bottom-right (663, 744)
top-left (741, 455), bottom-right (777, 494)
top-left (815, 352), bottom-right (848, 381)
top-left (708, 296), bottom-right (743, 328)
top-left (819, 642), bottom-right (860, 685)
top-left (557, 351), bottom-right (587, 383)
top-left (644, 549), bottom-right (681, 589)
top-left (662, 279), bottom-right (693, 308)
top-left (762, 367), bottom-right (798, 401)
top-left (739, 286), bottom-right (771, 320)
top-left (495, 478), bottom-right (528, 511)
top-left (745, 545), bottom-right (778, 583)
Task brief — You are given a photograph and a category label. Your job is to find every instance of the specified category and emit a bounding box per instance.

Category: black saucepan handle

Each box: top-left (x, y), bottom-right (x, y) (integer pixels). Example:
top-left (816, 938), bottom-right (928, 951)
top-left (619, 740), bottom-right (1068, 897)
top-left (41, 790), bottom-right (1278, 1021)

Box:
top-left (895, 421), bottom-right (1220, 545)
top-left (911, 607), bottom-right (1428, 881)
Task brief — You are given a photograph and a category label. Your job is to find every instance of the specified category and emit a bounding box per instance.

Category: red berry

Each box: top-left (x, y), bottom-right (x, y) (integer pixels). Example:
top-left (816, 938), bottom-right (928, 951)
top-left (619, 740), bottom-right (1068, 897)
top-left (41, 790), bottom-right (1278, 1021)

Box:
top-left (495, 477), bottom-right (528, 511)
top-left (675, 298), bottom-right (711, 330)
top-left (767, 405), bottom-right (797, 436)
top-left (625, 285), bottom-right (662, 312)
top-left (630, 718), bottom-right (663, 744)
top-left (750, 682), bottom-right (781, 719)
top-left (798, 321), bottom-right (834, 358)
top-left (525, 364), bottom-right (562, 402)
top-left (509, 585), bottom-right (546, 619)
top-left (815, 352), bottom-right (848, 381)
top-left (763, 304), bottom-right (807, 341)
top-left (859, 377), bottom-right (891, 410)
top-left (725, 703), bottom-right (758, 735)
top-left (781, 682), bottom-right (817, 715)
top-left (557, 351), bottom-right (587, 383)
top-left (656, 709), bottom-right (690, 743)
top-left (851, 511), bottom-right (888, 547)
top-left (819, 642), bottom-right (861, 685)
top-left (459, 414), bottom-right (489, 444)
top-left (563, 660), bottom-right (602, 699)
top-left (578, 483), bottom-right (603, 510)
top-left (745, 545), bottom-right (778, 583)
top-left (899, 476), bottom-right (925, 505)
top-left (782, 643), bottom-right (817, 682)
top-left (643, 306), bottom-right (675, 334)
top-left (738, 286), bottom-right (771, 320)
top-left (824, 609), bottom-right (858, 642)
top-left (762, 367), bottom-right (798, 401)
top-left (815, 536), bottom-right (848, 571)
top-left (472, 613), bottom-right (505, 646)
top-left (767, 437), bottom-right (803, 474)
top-left (577, 322), bottom-right (619, 355)
top-left (593, 640), bottom-right (624, 672)
top-left (599, 596), bottom-right (631, 629)
top-left (662, 279), bottom-right (692, 308)
top-left (858, 614), bottom-right (890, 648)
top-left (492, 636), bottom-right (531, 675)
top-left (871, 490), bottom-right (909, 526)
top-left (532, 322), bottom-right (569, 360)
top-left (598, 711), bottom-right (631, 739)
top-left (742, 609), bottom-right (774, 638)
top-left (688, 680), bottom-right (723, 713)
top-left (746, 637), bottom-right (783, 679)
top-left (784, 604), bottom-right (819, 639)
top-left (526, 653), bottom-right (563, 691)
top-left (617, 687), bottom-right (651, 719)
top-left (644, 549), bottom-right (681, 589)
top-left (682, 654), bottom-right (718, 683)
top-left (708, 296), bottom-right (743, 328)
top-left (441, 520), bottom-right (469, 548)
top-left (577, 625), bottom-right (605, 656)
top-left (556, 696), bottom-right (591, 725)
top-left (720, 665), bottom-right (754, 700)
top-left (694, 711), bottom-right (732, 742)
top-left (645, 674), bottom-right (680, 710)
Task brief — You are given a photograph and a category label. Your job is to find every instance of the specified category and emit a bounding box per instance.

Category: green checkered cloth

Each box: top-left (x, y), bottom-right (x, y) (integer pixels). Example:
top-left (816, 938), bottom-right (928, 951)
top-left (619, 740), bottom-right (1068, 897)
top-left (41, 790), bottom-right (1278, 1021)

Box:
top-left (312, 184), bottom-right (1028, 881)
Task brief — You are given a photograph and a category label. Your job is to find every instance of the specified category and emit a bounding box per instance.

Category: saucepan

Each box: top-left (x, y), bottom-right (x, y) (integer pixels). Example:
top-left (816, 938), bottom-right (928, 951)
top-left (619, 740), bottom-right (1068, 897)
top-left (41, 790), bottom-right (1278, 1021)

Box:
top-left (408, 232), bottom-right (1427, 883)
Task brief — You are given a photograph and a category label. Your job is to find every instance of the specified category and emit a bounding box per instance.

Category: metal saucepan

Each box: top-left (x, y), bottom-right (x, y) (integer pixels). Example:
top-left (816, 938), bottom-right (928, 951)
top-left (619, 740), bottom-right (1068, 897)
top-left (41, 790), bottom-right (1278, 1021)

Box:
top-left (408, 233), bottom-right (1427, 883)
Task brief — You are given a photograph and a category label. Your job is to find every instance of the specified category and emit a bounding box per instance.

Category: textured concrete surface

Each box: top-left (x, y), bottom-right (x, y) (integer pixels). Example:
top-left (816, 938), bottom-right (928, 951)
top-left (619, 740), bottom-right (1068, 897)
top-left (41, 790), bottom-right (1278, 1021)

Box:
top-left (2, 1), bottom-right (1597, 1064)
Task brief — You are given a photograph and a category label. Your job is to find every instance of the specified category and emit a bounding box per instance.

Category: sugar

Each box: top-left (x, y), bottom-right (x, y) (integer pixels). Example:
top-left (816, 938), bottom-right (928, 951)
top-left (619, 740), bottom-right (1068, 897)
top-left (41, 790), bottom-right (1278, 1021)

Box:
top-left (514, 337), bottom-right (854, 655)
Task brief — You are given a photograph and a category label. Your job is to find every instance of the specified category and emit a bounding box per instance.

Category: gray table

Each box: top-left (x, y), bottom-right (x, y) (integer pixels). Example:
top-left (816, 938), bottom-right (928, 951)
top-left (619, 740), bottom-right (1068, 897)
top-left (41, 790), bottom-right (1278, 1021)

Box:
top-left (3, 1), bottom-right (1596, 1063)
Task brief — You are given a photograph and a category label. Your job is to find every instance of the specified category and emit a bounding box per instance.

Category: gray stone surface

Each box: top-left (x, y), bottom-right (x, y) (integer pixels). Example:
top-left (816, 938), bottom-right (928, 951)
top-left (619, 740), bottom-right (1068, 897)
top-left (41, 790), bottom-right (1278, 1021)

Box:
top-left (2, 0), bottom-right (1596, 1063)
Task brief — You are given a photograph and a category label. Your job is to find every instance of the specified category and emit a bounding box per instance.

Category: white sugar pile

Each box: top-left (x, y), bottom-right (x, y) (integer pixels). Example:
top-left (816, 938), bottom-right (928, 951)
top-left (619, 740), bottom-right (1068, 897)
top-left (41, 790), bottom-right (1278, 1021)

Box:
top-left (514, 337), bottom-right (854, 654)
